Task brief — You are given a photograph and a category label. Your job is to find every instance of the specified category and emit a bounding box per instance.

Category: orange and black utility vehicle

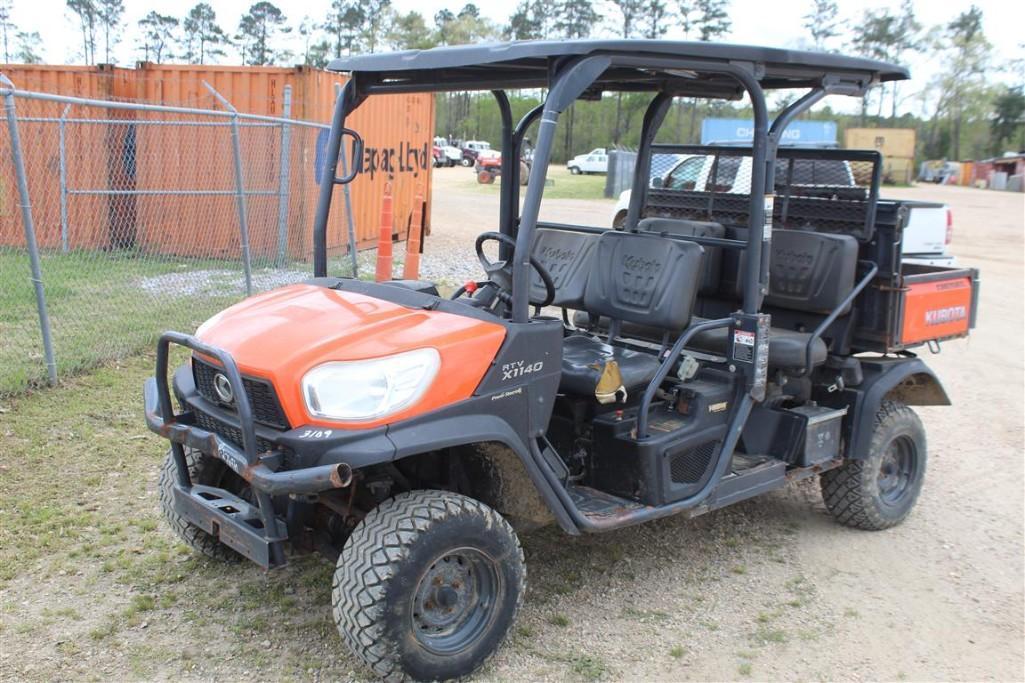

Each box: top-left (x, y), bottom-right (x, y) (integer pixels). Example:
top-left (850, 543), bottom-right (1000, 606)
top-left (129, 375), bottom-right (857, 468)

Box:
top-left (144, 41), bottom-right (979, 681)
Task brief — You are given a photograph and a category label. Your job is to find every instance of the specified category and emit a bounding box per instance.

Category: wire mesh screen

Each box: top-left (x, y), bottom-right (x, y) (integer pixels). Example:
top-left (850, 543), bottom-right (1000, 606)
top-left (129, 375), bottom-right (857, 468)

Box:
top-left (643, 145), bottom-right (881, 238)
top-left (0, 93), bottom-right (354, 395)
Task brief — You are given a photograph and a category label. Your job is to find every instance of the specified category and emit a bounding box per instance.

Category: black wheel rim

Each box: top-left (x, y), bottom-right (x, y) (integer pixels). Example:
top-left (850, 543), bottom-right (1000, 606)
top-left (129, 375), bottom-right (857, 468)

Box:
top-left (877, 435), bottom-right (918, 507)
top-left (411, 547), bottom-right (502, 655)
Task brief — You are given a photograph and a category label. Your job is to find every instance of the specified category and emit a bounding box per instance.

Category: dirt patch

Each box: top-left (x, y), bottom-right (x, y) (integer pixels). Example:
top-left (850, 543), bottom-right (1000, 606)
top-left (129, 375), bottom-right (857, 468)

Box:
top-left (0, 183), bottom-right (1021, 681)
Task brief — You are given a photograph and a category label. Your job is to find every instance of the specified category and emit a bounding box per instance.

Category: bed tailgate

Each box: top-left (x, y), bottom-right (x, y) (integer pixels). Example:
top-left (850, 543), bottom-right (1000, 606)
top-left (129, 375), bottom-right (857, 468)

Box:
top-left (897, 265), bottom-right (980, 346)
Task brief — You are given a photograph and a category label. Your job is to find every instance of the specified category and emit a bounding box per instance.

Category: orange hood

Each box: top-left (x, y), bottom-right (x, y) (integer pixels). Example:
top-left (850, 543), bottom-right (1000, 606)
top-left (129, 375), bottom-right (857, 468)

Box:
top-left (195, 284), bottom-right (507, 429)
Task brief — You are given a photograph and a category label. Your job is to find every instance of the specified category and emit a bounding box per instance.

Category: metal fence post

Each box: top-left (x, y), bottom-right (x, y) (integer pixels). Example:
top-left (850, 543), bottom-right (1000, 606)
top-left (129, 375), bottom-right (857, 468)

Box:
top-left (1, 75), bottom-right (58, 386)
top-left (334, 83), bottom-right (359, 277)
top-left (203, 81), bottom-right (252, 296)
top-left (59, 103), bottom-right (71, 252)
top-left (275, 85), bottom-right (292, 268)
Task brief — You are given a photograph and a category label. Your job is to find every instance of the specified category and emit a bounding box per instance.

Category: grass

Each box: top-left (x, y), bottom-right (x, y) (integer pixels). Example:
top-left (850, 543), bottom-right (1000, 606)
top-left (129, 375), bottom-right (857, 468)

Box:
top-left (0, 249), bottom-right (330, 395)
top-left (569, 653), bottom-right (609, 680)
top-left (0, 353), bottom-right (344, 678)
top-left (752, 625), bottom-right (788, 644)
top-left (450, 164), bottom-right (610, 200)
top-left (549, 613), bottom-right (571, 627)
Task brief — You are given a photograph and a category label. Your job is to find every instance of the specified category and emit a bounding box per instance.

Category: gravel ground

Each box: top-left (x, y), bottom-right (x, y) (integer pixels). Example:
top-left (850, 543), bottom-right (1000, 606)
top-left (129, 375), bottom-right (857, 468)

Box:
top-left (417, 169), bottom-right (1025, 680)
top-left (0, 167), bottom-right (1021, 682)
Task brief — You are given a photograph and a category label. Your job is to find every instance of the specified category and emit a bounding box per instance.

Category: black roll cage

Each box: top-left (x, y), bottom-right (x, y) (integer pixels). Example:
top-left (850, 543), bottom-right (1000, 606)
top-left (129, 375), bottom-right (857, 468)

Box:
top-left (313, 46), bottom-right (888, 326)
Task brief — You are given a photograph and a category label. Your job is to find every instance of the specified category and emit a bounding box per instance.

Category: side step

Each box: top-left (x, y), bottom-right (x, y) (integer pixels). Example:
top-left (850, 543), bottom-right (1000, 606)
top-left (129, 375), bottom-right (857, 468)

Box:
top-left (568, 484), bottom-right (647, 524)
top-left (568, 453), bottom-right (788, 525)
top-left (707, 454), bottom-right (786, 512)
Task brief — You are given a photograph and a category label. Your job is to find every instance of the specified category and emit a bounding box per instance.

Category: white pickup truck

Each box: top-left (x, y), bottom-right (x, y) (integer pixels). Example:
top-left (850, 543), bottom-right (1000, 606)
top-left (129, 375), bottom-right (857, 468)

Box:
top-left (567, 148), bottom-right (609, 174)
top-left (612, 154), bottom-right (955, 266)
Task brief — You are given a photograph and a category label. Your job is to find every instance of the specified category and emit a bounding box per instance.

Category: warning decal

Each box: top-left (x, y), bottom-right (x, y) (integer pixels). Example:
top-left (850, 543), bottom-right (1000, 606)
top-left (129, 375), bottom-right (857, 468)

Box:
top-left (733, 329), bottom-right (755, 362)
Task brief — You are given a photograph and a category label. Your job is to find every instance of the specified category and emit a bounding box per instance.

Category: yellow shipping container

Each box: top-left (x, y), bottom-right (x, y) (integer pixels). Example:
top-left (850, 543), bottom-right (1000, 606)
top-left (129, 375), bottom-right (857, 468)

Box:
top-left (845, 128), bottom-right (916, 184)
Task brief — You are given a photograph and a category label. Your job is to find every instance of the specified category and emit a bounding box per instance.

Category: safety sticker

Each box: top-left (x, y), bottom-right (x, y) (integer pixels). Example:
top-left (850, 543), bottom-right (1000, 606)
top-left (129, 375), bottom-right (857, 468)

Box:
top-left (733, 329), bottom-right (755, 363)
top-left (763, 195), bottom-right (774, 240)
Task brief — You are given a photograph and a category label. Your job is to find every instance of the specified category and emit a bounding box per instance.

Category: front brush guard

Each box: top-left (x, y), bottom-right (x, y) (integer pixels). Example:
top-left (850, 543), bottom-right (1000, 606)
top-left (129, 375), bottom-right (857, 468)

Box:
top-left (145, 332), bottom-right (351, 568)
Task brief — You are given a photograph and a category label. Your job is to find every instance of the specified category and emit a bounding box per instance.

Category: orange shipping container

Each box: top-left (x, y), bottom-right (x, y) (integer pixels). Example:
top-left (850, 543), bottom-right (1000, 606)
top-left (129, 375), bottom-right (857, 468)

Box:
top-left (0, 63), bottom-right (433, 262)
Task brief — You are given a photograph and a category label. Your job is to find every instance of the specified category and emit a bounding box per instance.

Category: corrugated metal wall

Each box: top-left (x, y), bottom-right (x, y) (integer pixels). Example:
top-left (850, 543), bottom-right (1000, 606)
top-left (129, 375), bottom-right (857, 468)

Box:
top-left (0, 64), bottom-right (433, 257)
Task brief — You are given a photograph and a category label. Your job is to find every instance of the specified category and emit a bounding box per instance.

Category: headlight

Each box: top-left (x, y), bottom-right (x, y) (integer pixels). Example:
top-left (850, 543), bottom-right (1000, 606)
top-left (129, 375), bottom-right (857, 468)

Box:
top-left (301, 348), bottom-right (440, 422)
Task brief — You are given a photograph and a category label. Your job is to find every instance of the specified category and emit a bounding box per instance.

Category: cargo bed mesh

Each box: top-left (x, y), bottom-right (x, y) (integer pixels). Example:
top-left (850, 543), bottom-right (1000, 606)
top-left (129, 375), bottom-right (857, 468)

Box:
top-left (642, 145), bottom-right (881, 240)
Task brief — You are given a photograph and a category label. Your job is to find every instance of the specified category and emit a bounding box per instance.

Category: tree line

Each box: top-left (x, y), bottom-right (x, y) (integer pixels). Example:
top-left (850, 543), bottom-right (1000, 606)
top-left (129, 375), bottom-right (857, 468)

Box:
top-left (0, 0), bottom-right (1020, 162)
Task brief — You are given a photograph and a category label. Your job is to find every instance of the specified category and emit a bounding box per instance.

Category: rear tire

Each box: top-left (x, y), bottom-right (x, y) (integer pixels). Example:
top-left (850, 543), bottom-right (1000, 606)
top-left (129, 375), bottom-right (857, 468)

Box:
top-left (461, 157), bottom-right (473, 167)
top-left (612, 211), bottom-right (628, 230)
top-left (332, 490), bottom-right (525, 682)
top-left (157, 448), bottom-right (245, 562)
top-left (820, 400), bottom-right (927, 530)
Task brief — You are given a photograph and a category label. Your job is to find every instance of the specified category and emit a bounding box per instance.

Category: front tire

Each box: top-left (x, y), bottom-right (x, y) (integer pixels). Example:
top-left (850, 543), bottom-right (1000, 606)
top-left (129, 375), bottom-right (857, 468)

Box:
top-left (157, 448), bottom-right (246, 562)
top-left (333, 490), bottom-right (525, 681)
top-left (821, 401), bottom-right (927, 530)
top-left (569, 165), bottom-right (581, 175)
top-left (461, 157), bottom-right (473, 167)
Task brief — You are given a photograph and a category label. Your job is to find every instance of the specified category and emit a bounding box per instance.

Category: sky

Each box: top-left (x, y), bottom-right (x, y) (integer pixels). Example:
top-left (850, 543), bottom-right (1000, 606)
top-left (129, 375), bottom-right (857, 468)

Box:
top-left (5, 0), bottom-right (1025, 116)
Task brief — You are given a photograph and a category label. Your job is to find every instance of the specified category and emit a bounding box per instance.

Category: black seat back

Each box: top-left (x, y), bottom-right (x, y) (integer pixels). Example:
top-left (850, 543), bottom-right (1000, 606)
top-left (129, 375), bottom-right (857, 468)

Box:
top-left (637, 217), bottom-right (725, 294)
top-left (765, 229), bottom-right (859, 315)
top-left (714, 228), bottom-right (858, 315)
top-left (530, 228), bottom-right (598, 309)
top-left (584, 231), bottom-right (703, 330)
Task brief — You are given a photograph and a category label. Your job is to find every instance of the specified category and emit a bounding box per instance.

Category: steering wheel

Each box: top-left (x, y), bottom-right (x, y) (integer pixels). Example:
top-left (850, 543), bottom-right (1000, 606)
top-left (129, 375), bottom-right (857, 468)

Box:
top-left (473, 232), bottom-right (556, 308)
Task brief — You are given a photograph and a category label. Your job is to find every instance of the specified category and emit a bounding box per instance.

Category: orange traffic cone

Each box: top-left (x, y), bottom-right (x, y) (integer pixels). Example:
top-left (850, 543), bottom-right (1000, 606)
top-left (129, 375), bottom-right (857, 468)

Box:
top-left (403, 186), bottom-right (425, 280)
top-left (375, 181), bottom-right (394, 282)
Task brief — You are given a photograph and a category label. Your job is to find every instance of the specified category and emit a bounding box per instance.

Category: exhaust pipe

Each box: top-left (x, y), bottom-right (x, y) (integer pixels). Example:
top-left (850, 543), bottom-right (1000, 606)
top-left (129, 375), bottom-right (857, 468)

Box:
top-left (330, 463), bottom-right (353, 489)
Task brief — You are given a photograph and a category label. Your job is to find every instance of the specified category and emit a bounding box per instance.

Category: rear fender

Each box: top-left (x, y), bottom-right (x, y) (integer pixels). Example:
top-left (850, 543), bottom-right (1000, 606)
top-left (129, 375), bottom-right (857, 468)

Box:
top-left (839, 357), bottom-right (949, 460)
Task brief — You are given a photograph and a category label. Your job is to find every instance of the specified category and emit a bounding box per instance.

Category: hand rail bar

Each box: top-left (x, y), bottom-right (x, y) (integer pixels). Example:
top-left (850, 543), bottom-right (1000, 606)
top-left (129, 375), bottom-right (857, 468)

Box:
top-left (794, 260), bottom-right (879, 377)
top-left (636, 317), bottom-right (732, 439)
top-left (535, 221), bottom-right (748, 250)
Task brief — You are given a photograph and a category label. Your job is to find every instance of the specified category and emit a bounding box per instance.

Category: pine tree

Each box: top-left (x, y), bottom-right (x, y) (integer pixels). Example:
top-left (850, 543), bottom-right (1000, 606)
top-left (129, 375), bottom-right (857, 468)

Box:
top-left (0, 0), bottom-right (14, 63)
top-left (16, 30), bottom-right (42, 63)
top-left (361, 0), bottom-right (391, 52)
top-left (694, 0), bottom-right (730, 41)
top-left (183, 3), bottom-right (227, 64)
top-left (96, 0), bottom-right (123, 63)
top-left (640, 0), bottom-right (670, 40)
top-left (236, 2), bottom-right (290, 66)
top-left (67, 0), bottom-right (98, 64)
top-left (322, 0), bottom-right (365, 56)
top-left (553, 0), bottom-right (598, 39)
top-left (138, 11), bottom-right (178, 63)
top-left (803, 0), bottom-right (841, 51)
top-left (611, 0), bottom-right (646, 38)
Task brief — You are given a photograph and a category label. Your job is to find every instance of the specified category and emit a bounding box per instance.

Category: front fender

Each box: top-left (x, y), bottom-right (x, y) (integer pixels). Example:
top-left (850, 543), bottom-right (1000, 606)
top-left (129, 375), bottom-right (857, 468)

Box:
top-left (386, 409), bottom-right (578, 536)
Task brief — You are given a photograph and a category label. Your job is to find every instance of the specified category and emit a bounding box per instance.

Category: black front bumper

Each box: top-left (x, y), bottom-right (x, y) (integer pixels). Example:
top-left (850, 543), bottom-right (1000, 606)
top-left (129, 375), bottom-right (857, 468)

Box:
top-left (144, 332), bottom-right (354, 568)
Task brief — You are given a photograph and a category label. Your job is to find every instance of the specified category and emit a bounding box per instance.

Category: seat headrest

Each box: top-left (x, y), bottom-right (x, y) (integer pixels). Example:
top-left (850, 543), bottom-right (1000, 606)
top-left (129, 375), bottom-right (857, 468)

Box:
top-left (584, 231), bottom-right (703, 330)
top-left (765, 229), bottom-right (859, 314)
top-left (637, 217), bottom-right (725, 295)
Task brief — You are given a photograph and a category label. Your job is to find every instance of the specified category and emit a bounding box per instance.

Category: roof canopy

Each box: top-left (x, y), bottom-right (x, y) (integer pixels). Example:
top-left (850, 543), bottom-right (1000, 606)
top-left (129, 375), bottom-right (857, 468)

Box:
top-left (327, 40), bottom-right (909, 99)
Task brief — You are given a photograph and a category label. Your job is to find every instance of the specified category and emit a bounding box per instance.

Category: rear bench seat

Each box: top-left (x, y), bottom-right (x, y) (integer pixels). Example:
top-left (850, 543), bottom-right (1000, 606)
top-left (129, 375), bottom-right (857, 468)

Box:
top-left (559, 221), bottom-right (860, 372)
top-left (689, 228), bottom-right (859, 368)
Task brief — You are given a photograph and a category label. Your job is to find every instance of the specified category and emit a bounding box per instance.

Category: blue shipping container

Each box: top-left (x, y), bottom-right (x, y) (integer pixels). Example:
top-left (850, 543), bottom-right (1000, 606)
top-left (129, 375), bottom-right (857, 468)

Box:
top-left (701, 118), bottom-right (837, 147)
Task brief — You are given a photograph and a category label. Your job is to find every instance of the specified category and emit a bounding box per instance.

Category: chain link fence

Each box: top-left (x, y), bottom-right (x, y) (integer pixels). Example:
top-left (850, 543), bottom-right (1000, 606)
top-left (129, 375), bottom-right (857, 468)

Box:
top-left (1, 78), bottom-right (360, 395)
